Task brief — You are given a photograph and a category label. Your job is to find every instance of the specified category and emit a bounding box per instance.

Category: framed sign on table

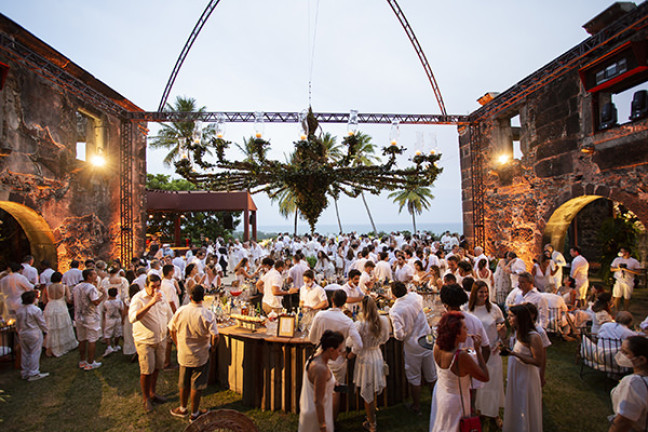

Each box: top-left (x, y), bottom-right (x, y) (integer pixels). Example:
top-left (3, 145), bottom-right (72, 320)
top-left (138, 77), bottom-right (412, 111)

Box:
top-left (277, 316), bottom-right (296, 338)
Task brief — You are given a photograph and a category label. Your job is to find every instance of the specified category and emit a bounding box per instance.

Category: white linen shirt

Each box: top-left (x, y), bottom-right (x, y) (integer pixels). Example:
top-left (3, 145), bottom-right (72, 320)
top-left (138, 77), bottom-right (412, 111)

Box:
top-left (299, 283), bottom-right (327, 309)
top-left (262, 268), bottom-right (284, 309)
top-left (129, 289), bottom-right (173, 344)
top-left (168, 302), bottom-right (218, 367)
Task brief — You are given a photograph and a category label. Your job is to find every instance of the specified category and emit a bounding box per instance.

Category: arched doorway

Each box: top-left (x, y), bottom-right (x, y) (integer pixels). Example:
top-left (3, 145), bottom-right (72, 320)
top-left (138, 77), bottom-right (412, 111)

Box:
top-left (0, 201), bottom-right (57, 269)
top-left (543, 195), bottom-right (647, 268)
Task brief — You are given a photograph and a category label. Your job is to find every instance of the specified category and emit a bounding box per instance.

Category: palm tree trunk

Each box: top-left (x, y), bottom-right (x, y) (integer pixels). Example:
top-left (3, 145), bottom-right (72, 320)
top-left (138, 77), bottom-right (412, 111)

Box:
top-left (334, 199), bottom-right (343, 234)
top-left (360, 192), bottom-right (378, 234)
top-left (294, 210), bottom-right (298, 237)
top-left (411, 211), bottom-right (417, 233)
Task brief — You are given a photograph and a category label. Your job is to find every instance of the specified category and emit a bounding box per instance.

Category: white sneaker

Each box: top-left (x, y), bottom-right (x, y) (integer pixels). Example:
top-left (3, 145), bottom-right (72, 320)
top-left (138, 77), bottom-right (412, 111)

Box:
top-left (78, 361), bottom-right (88, 369)
top-left (113, 345), bottom-right (121, 351)
top-left (84, 361), bottom-right (102, 371)
top-left (28, 372), bottom-right (50, 381)
top-left (103, 346), bottom-right (114, 357)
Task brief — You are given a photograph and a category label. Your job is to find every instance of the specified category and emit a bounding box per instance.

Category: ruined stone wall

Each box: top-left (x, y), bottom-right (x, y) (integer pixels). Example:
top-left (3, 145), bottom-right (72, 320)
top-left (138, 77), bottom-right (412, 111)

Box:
top-left (462, 51), bottom-right (648, 268)
top-left (0, 56), bottom-right (147, 270)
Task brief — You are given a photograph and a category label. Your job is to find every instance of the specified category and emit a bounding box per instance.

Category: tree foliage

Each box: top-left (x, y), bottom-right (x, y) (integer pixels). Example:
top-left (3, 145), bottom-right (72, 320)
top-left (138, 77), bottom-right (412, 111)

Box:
top-left (174, 109), bottom-right (443, 233)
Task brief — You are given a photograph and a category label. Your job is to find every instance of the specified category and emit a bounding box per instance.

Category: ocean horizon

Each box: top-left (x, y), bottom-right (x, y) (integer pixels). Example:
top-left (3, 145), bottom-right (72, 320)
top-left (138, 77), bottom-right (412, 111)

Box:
top-left (238, 221), bottom-right (463, 236)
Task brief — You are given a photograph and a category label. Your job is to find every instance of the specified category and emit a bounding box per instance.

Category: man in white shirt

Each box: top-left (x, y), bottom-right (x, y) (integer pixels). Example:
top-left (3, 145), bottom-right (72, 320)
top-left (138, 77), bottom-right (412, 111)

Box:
top-left (514, 272), bottom-right (549, 328)
top-left (261, 260), bottom-right (298, 314)
top-left (472, 246), bottom-right (488, 273)
top-left (39, 260), bottom-right (55, 288)
top-left (390, 281), bottom-right (435, 415)
top-left (21, 255), bottom-right (39, 286)
top-left (62, 260), bottom-right (83, 287)
top-left (168, 284), bottom-right (219, 422)
top-left (610, 247), bottom-right (642, 310)
top-left (374, 252), bottom-right (393, 282)
top-left (161, 264), bottom-right (181, 368)
top-left (569, 247), bottom-right (589, 300)
top-left (358, 261), bottom-right (376, 294)
top-left (507, 252), bottom-right (527, 288)
top-left (299, 270), bottom-right (328, 310)
top-left (544, 244), bottom-right (566, 289)
top-left (2, 262), bottom-right (34, 316)
top-left (394, 255), bottom-right (415, 284)
top-left (287, 253), bottom-right (309, 289)
top-left (541, 285), bottom-right (571, 336)
top-left (309, 289), bottom-right (363, 421)
top-left (129, 274), bottom-right (173, 412)
top-left (444, 255), bottom-right (462, 284)
top-left (74, 269), bottom-right (106, 371)
top-left (341, 269), bottom-right (364, 305)
top-left (133, 267), bottom-right (148, 291)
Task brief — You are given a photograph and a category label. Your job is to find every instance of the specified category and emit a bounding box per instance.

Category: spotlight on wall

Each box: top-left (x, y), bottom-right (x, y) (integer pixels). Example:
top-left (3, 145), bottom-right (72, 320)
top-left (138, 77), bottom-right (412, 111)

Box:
top-left (497, 154), bottom-right (510, 165)
top-left (90, 148), bottom-right (106, 167)
top-left (581, 144), bottom-right (595, 154)
top-left (599, 101), bottom-right (618, 130)
top-left (630, 90), bottom-right (648, 121)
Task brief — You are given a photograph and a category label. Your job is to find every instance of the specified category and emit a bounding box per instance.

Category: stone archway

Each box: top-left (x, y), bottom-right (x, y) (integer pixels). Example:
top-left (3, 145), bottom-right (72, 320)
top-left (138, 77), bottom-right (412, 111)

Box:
top-left (543, 195), bottom-right (604, 251)
top-left (0, 201), bottom-right (57, 268)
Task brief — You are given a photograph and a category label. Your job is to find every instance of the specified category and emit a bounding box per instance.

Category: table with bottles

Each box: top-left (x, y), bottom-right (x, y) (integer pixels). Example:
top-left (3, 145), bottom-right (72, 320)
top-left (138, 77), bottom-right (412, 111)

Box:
top-left (207, 280), bottom-right (444, 413)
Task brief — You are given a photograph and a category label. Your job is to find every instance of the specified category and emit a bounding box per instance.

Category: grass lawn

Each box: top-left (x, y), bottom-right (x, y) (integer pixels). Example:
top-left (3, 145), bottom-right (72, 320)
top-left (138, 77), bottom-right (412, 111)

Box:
top-left (0, 289), bottom-right (646, 431)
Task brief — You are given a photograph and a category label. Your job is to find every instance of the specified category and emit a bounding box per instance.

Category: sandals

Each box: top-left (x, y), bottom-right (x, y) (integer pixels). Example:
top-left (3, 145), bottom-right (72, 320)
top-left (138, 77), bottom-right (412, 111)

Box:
top-left (362, 420), bottom-right (377, 432)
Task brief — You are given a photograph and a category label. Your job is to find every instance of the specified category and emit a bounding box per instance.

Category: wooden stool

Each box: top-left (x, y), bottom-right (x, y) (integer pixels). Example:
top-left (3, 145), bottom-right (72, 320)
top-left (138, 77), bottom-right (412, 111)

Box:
top-left (184, 409), bottom-right (259, 432)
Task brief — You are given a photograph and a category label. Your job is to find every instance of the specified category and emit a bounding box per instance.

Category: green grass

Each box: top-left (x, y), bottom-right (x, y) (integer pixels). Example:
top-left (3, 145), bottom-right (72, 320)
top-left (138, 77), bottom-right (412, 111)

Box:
top-left (0, 289), bottom-right (646, 431)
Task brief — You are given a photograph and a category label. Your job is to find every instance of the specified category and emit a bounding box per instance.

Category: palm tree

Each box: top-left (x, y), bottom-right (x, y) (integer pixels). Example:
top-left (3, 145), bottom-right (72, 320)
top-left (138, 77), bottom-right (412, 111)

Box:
top-left (270, 187), bottom-right (300, 236)
top-left (149, 96), bottom-right (215, 167)
top-left (351, 132), bottom-right (380, 234)
top-left (388, 186), bottom-right (434, 233)
top-left (322, 132), bottom-right (344, 233)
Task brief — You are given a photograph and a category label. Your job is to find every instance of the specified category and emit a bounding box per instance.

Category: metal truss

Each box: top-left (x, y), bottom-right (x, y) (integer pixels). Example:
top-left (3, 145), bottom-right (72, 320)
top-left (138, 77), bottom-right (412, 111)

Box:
top-left (129, 110), bottom-right (468, 125)
top-left (158, 0), bottom-right (222, 111)
top-left (472, 2), bottom-right (648, 121)
top-left (120, 120), bottom-right (134, 264)
top-left (385, 0), bottom-right (447, 115)
top-left (157, 0), bottom-right (448, 115)
top-left (0, 33), bottom-right (126, 117)
top-left (469, 124), bottom-right (486, 248)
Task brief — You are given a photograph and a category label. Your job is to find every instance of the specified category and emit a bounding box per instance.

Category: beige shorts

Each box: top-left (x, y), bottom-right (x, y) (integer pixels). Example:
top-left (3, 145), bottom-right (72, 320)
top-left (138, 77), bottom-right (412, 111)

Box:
top-left (179, 362), bottom-right (210, 391)
top-left (135, 341), bottom-right (165, 375)
top-left (76, 323), bottom-right (101, 343)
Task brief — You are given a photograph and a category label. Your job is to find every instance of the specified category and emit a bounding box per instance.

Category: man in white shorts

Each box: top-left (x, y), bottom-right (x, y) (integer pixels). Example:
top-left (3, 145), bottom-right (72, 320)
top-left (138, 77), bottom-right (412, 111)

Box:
top-left (74, 269), bottom-right (106, 371)
top-left (611, 247), bottom-right (642, 311)
top-left (390, 281), bottom-right (436, 415)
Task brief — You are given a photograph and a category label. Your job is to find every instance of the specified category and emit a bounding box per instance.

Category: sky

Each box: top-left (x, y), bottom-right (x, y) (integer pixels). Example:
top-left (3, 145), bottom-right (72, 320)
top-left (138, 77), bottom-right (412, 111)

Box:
top-left (2, 0), bottom-right (618, 232)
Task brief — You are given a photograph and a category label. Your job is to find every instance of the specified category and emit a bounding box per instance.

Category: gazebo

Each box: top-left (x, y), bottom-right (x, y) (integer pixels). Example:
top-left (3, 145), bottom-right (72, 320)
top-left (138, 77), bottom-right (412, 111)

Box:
top-left (146, 190), bottom-right (257, 244)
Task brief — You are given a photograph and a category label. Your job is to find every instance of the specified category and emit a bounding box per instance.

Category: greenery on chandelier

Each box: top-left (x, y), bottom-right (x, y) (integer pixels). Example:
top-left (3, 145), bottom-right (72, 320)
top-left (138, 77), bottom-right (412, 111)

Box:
top-left (154, 97), bottom-right (443, 233)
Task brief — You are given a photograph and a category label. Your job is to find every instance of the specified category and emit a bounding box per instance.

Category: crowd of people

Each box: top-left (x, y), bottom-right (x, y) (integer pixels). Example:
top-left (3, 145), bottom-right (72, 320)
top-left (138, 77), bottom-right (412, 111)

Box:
top-left (1, 229), bottom-right (648, 431)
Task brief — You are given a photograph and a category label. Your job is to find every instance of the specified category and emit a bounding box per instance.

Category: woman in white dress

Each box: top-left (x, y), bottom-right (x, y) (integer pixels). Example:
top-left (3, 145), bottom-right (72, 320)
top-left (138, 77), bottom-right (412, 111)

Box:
top-left (493, 254), bottom-right (512, 306)
top-left (430, 311), bottom-right (489, 432)
top-left (608, 336), bottom-right (648, 432)
top-left (298, 330), bottom-right (345, 432)
top-left (503, 305), bottom-right (544, 432)
top-left (475, 258), bottom-right (494, 300)
top-left (467, 280), bottom-right (506, 427)
top-left (184, 264), bottom-right (205, 305)
top-left (43, 272), bottom-right (78, 357)
top-left (532, 255), bottom-right (556, 293)
top-left (314, 252), bottom-right (335, 282)
top-left (348, 296), bottom-right (390, 432)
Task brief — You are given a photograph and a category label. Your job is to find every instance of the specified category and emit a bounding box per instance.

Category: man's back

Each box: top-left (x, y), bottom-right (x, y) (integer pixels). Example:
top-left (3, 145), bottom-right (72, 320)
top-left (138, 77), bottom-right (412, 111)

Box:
top-left (169, 303), bottom-right (217, 367)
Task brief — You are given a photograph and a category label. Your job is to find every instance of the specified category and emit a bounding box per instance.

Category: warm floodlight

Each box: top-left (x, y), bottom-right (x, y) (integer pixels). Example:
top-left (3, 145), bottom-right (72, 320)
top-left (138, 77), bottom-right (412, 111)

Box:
top-left (90, 154), bottom-right (106, 167)
top-left (498, 154), bottom-right (510, 165)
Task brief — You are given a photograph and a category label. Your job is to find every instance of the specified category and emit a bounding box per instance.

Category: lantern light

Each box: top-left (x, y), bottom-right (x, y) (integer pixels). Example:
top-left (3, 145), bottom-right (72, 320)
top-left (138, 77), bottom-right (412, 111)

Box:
top-left (347, 109), bottom-right (359, 136)
top-left (216, 113), bottom-right (226, 138)
top-left (254, 111), bottom-right (265, 138)
top-left (389, 120), bottom-right (400, 145)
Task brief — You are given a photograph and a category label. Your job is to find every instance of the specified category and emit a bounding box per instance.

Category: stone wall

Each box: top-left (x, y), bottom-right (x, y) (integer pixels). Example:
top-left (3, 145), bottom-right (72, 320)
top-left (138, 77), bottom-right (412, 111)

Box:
top-left (0, 53), bottom-right (147, 270)
top-left (461, 25), bottom-right (648, 268)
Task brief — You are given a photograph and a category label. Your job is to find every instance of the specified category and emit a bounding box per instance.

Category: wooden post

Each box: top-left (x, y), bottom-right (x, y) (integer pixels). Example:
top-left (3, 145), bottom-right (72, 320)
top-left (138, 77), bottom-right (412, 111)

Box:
top-left (244, 208), bottom-right (250, 242)
top-left (174, 214), bottom-right (182, 247)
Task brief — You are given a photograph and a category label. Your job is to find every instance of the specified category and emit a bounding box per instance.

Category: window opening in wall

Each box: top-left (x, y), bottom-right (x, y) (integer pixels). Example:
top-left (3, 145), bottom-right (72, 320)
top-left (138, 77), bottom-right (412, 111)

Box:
top-left (510, 114), bottom-right (523, 160)
top-left (75, 111), bottom-right (91, 161)
top-left (613, 81), bottom-right (648, 124)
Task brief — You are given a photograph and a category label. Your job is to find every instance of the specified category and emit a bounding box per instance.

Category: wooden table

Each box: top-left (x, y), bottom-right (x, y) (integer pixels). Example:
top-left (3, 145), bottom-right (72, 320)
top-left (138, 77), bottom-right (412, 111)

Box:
top-left (211, 325), bottom-right (409, 413)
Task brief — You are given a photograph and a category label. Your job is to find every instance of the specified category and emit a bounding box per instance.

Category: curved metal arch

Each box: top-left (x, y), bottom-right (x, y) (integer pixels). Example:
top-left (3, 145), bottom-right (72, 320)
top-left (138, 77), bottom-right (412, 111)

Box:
top-left (158, 0), bottom-right (447, 115)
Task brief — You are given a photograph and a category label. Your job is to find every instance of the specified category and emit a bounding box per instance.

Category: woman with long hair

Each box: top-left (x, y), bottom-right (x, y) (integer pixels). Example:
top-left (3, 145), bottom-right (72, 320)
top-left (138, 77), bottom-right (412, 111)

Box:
top-left (315, 251), bottom-right (336, 281)
top-left (503, 305), bottom-right (544, 432)
top-left (233, 257), bottom-right (256, 287)
top-left (429, 311), bottom-right (489, 432)
top-left (298, 330), bottom-right (345, 432)
top-left (468, 280), bottom-right (505, 427)
top-left (475, 258), bottom-right (495, 300)
top-left (591, 291), bottom-right (614, 334)
top-left (349, 296), bottom-right (390, 432)
top-left (183, 263), bottom-right (205, 304)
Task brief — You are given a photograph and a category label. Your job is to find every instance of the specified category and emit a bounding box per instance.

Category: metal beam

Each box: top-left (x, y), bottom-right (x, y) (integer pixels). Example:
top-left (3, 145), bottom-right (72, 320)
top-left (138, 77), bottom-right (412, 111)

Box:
top-left (120, 120), bottom-right (134, 264)
top-left (129, 111), bottom-right (469, 125)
